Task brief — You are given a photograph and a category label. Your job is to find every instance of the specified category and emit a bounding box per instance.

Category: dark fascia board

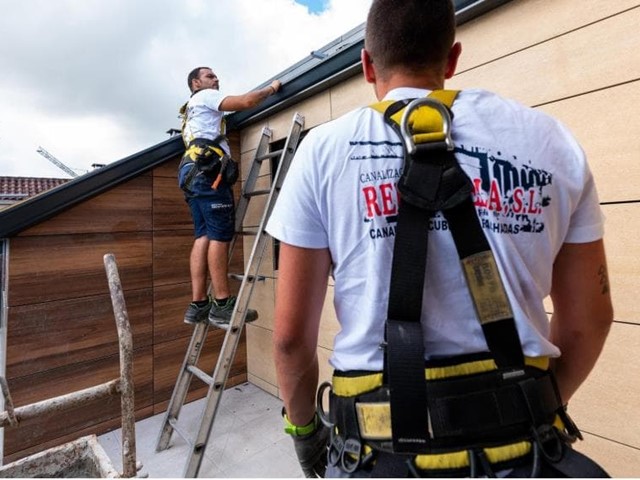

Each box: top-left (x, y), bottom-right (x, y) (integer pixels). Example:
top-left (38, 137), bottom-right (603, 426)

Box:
top-left (0, 135), bottom-right (183, 238)
top-left (0, 0), bottom-right (510, 239)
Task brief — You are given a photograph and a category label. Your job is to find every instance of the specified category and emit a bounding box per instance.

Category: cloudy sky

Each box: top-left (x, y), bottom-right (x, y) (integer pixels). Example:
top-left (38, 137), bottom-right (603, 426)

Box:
top-left (0, 0), bottom-right (371, 178)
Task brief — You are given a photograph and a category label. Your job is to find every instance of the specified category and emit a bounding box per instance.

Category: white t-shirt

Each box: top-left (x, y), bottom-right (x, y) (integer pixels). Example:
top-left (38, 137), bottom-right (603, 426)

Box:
top-left (182, 88), bottom-right (230, 155)
top-left (266, 88), bottom-right (604, 372)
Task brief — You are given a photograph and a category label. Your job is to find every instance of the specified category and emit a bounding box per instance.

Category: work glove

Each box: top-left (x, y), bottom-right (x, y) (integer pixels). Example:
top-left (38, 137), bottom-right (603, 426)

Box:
top-left (283, 410), bottom-right (330, 478)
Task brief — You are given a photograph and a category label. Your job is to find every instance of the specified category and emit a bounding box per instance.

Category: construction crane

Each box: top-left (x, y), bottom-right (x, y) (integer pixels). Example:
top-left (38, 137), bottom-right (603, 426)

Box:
top-left (36, 146), bottom-right (79, 178)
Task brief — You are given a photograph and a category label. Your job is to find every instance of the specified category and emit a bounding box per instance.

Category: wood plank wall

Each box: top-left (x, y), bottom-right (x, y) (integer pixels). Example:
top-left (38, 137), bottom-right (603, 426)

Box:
top-left (241, 1), bottom-right (640, 476)
top-left (3, 132), bottom-right (248, 462)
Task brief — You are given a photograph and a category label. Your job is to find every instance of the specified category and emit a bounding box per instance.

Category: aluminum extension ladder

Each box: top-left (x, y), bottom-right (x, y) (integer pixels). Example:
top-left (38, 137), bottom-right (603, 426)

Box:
top-left (155, 112), bottom-right (305, 478)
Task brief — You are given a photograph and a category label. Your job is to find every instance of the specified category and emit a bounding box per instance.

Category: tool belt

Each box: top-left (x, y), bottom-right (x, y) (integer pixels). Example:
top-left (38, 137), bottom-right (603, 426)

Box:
top-left (178, 135), bottom-right (239, 193)
top-left (318, 356), bottom-right (583, 476)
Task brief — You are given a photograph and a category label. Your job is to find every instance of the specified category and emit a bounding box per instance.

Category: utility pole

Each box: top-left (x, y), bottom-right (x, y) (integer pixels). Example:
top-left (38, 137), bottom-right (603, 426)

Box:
top-left (36, 146), bottom-right (79, 178)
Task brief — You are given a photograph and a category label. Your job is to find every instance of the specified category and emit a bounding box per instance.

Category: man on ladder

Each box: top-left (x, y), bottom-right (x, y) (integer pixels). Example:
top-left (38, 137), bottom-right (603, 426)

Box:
top-left (179, 66), bottom-right (280, 327)
top-left (266, 0), bottom-right (613, 477)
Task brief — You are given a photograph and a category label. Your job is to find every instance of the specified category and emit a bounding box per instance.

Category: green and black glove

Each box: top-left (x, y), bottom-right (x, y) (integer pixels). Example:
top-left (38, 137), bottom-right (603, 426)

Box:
top-left (283, 409), bottom-right (330, 478)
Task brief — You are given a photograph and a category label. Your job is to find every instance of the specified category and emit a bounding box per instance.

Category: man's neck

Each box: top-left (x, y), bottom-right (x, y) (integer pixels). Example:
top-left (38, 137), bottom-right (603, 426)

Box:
top-left (374, 71), bottom-right (445, 100)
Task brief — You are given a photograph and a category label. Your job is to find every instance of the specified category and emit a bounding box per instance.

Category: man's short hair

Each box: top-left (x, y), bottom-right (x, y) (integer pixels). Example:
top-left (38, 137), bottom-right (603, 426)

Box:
top-left (365, 0), bottom-right (455, 76)
top-left (187, 67), bottom-right (209, 93)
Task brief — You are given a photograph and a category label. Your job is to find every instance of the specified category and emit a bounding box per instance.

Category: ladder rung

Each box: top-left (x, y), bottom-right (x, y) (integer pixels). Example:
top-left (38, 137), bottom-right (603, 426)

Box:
top-left (255, 149), bottom-right (283, 162)
top-left (186, 365), bottom-right (213, 386)
top-left (235, 227), bottom-right (258, 236)
top-left (244, 189), bottom-right (271, 198)
top-left (229, 273), bottom-right (266, 283)
top-left (168, 418), bottom-right (193, 447)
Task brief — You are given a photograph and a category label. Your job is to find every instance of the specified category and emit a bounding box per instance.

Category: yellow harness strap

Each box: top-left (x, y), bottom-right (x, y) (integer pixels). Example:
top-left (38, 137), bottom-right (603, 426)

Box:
top-left (332, 356), bottom-right (550, 397)
top-left (370, 89), bottom-right (459, 144)
top-left (184, 143), bottom-right (225, 163)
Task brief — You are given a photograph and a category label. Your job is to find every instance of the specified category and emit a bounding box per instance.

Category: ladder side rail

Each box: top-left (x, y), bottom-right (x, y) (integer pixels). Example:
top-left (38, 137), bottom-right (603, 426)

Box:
top-left (184, 232), bottom-right (273, 478)
top-left (232, 128), bottom-right (273, 239)
top-left (264, 113), bottom-right (304, 220)
top-left (155, 322), bottom-right (210, 451)
top-left (183, 113), bottom-right (305, 478)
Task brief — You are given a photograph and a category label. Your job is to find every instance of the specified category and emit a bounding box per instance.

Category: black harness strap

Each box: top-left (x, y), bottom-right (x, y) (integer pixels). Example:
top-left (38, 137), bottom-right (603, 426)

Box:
top-left (386, 199), bottom-right (433, 453)
top-left (383, 91), bottom-right (525, 455)
top-left (443, 198), bottom-right (524, 368)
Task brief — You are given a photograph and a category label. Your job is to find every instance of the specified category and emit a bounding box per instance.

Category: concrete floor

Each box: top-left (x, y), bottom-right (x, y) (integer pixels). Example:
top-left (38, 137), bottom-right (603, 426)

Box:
top-left (98, 382), bottom-right (303, 478)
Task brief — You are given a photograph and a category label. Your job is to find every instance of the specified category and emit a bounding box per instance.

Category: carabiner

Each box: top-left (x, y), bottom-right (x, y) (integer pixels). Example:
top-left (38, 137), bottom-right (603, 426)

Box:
top-left (340, 437), bottom-right (363, 474)
top-left (328, 433), bottom-right (344, 467)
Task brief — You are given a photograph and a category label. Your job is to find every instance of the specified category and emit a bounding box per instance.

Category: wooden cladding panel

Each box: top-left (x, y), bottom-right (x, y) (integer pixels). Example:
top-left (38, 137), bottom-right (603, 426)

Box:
top-left (6, 289), bottom-right (153, 379)
top-left (246, 326), bottom-right (276, 389)
top-left (20, 176), bottom-right (152, 237)
top-left (456, 0), bottom-right (639, 74)
top-left (575, 432), bottom-right (640, 478)
top-left (152, 175), bottom-right (192, 231)
top-left (152, 331), bottom-right (247, 413)
top-left (570, 323), bottom-right (640, 450)
top-left (3, 346), bottom-right (153, 458)
top-left (539, 81), bottom-right (640, 203)
top-left (450, 8), bottom-right (640, 108)
top-left (3, 406), bottom-right (154, 466)
top-left (600, 204), bottom-right (640, 325)
top-left (152, 230), bottom-right (192, 287)
top-left (330, 75), bottom-right (375, 120)
top-left (153, 154), bottom-right (182, 178)
top-left (153, 282), bottom-right (193, 345)
top-left (8, 233), bottom-right (152, 307)
top-left (152, 231), bottom-right (244, 290)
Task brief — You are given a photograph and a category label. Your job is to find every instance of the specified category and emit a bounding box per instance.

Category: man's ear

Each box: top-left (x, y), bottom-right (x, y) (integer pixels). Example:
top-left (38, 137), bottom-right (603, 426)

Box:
top-left (444, 42), bottom-right (462, 80)
top-left (361, 49), bottom-right (376, 84)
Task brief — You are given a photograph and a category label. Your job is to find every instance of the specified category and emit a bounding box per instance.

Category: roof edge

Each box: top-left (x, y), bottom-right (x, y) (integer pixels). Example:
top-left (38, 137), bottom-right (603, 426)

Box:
top-left (0, 136), bottom-right (183, 238)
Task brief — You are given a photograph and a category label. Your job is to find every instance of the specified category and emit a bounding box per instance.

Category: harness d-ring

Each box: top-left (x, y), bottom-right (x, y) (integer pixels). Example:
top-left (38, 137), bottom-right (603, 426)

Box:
top-left (399, 97), bottom-right (454, 154)
top-left (316, 381), bottom-right (334, 428)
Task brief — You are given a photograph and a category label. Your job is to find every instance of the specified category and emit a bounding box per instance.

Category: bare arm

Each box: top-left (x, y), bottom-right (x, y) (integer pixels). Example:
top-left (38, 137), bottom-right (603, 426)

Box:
top-left (219, 80), bottom-right (281, 112)
top-left (273, 243), bottom-right (332, 426)
top-left (549, 239), bottom-right (613, 402)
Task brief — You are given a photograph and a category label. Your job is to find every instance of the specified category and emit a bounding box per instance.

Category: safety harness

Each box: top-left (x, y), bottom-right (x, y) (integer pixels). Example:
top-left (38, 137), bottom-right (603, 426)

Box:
top-left (317, 90), bottom-right (605, 477)
top-left (178, 102), bottom-right (239, 194)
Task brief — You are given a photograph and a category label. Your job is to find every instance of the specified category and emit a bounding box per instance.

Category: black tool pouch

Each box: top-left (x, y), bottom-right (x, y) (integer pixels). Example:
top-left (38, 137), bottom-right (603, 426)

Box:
top-left (223, 157), bottom-right (239, 186)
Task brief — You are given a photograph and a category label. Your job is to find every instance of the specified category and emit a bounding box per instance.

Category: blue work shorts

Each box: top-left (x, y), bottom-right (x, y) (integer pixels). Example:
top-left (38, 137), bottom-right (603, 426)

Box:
top-left (186, 191), bottom-right (235, 242)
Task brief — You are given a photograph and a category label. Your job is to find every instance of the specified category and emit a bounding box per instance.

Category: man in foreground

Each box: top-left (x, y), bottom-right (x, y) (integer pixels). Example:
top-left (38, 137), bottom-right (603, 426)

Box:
top-left (267, 0), bottom-right (613, 477)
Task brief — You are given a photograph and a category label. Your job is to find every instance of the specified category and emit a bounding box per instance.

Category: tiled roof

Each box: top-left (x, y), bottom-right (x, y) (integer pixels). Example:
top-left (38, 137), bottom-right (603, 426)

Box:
top-left (0, 176), bottom-right (70, 201)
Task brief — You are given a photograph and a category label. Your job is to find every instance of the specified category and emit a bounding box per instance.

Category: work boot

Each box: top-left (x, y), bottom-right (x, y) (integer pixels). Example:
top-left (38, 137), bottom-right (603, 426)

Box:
top-left (183, 297), bottom-right (212, 324)
top-left (208, 296), bottom-right (258, 328)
